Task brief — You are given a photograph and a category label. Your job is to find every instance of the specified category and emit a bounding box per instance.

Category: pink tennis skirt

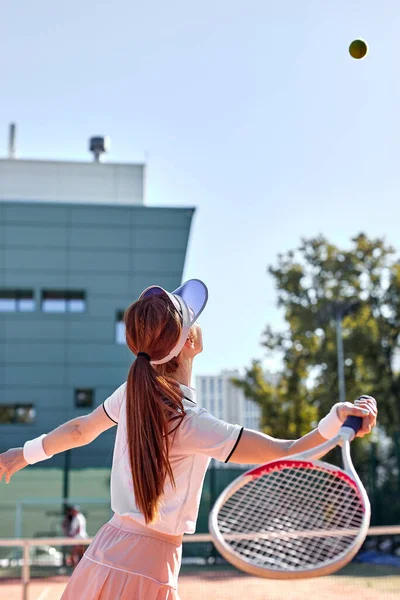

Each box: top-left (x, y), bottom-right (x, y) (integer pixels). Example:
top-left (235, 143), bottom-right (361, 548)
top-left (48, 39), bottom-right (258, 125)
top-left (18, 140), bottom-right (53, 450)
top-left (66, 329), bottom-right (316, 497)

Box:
top-left (61, 514), bottom-right (183, 600)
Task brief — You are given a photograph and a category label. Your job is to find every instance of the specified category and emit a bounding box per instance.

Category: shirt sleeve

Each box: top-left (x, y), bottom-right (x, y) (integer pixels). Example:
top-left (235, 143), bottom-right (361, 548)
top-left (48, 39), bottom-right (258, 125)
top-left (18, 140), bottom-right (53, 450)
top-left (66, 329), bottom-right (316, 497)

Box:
top-left (103, 382), bottom-right (126, 424)
top-left (177, 407), bottom-right (244, 463)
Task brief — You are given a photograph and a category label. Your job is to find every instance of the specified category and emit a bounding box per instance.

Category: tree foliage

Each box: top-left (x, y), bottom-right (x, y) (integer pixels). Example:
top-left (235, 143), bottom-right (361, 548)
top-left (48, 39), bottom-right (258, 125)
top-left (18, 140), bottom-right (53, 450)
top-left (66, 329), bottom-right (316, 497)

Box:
top-left (235, 233), bottom-right (400, 437)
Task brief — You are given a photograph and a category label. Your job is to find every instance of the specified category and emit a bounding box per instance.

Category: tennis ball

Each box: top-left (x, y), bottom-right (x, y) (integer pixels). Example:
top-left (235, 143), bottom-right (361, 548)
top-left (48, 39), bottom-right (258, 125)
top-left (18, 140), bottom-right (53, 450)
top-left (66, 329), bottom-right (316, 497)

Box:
top-left (349, 39), bottom-right (368, 59)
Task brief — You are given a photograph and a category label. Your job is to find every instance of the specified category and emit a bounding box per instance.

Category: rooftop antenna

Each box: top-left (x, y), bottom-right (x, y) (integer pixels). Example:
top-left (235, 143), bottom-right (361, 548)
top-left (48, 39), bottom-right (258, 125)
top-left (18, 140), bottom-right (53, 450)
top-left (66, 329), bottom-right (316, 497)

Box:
top-left (8, 123), bottom-right (17, 159)
top-left (89, 136), bottom-right (110, 162)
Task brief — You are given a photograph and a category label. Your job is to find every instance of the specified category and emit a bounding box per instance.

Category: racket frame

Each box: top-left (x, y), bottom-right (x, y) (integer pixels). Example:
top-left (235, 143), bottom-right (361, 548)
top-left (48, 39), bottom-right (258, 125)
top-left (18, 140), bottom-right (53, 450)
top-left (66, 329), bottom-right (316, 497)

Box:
top-left (209, 426), bottom-right (371, 579)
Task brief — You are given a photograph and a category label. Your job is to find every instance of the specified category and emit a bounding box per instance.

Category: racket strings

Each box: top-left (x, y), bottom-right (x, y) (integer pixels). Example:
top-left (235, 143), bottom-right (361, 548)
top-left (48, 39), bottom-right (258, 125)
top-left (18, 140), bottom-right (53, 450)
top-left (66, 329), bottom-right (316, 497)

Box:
top-left (217, 464), bottom-right (365, 571)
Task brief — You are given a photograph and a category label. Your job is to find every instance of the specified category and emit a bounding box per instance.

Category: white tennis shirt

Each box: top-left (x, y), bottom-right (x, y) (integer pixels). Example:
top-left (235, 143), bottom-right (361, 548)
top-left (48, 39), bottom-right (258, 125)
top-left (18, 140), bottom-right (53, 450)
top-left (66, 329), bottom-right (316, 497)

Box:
top-left (103, 383), bottom-right (243, 535)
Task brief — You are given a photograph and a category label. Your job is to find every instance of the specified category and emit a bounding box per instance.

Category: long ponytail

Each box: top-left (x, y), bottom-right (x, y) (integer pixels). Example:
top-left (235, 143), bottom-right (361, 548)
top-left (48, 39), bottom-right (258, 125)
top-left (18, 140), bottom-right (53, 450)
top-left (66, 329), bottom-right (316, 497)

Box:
top-left (124, 295), bottom-right (185, 524)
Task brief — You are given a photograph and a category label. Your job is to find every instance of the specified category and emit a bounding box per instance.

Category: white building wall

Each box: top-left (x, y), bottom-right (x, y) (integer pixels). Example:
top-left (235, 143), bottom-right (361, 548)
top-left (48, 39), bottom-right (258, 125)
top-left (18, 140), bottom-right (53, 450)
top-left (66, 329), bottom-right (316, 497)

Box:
top-left (0, 159), bottom-right (145, 205)
top-left (196, 369), bottom-right (262, 431)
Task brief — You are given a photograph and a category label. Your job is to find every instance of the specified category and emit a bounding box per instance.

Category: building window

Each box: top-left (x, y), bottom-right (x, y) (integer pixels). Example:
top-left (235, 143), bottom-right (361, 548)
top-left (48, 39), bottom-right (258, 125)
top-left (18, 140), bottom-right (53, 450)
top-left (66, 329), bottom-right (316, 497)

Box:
top-left (0, 404), bottom-right (36, 424)
top-left (41, 290), bottom-right (86, 313)
top-left (210, 398), bottom-right (215, 414)
top-left (74, 389), bottom-right (94, 408)
top-left (218, 378), bottom-right (223, 395)
top-left (201, 379), bottom-right (207, 395)
top-left (209, 379), bottom-right (215, 394)
top-left (115, 310), bottom-right (126, 344)
top-left (0, 289), bottom-right (35, 312)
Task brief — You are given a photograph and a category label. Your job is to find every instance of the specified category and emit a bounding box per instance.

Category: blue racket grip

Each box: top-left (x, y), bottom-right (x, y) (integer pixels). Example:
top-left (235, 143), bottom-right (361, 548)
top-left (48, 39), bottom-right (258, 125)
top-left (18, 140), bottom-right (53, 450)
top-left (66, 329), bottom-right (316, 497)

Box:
top-left (342, 415), bottom-right (363, 433)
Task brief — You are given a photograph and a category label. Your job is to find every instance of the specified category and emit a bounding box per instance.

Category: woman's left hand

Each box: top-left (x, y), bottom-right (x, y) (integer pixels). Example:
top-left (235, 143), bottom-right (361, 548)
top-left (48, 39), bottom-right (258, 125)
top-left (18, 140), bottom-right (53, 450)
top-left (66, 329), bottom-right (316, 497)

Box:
top-left (0, 448), bottom-right (28, 483)
top-left (337, 395), bottom-right (377, 438)
top-left (354, 394), bottom-right (377, 436)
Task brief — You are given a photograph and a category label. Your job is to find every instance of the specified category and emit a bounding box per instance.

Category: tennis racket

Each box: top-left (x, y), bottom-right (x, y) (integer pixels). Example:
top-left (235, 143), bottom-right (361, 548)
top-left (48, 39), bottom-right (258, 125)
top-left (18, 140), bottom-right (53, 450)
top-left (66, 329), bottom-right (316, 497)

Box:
top-left (209, 414), bottom-right (371, 579)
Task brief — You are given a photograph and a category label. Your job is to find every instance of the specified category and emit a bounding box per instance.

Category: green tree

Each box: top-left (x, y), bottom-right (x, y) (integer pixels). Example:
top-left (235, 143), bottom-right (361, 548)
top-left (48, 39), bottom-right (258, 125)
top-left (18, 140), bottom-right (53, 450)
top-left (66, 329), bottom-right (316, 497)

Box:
top-left (235, 233), bottom-right (400, 436)
top-left (233, 356), bottom-right (318, 439)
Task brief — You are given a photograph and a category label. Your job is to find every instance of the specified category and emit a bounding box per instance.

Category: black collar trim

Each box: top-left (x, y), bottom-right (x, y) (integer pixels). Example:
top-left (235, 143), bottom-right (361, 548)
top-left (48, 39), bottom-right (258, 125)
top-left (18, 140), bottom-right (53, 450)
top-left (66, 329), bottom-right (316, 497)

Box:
top-left (184, 395), bottom-right (196, 405)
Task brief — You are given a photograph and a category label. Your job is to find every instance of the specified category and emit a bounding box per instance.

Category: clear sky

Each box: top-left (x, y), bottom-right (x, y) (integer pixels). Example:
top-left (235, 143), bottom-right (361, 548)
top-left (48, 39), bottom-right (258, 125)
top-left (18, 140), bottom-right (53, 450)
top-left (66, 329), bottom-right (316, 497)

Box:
top-left (1, 1), bottom-right (399, 380)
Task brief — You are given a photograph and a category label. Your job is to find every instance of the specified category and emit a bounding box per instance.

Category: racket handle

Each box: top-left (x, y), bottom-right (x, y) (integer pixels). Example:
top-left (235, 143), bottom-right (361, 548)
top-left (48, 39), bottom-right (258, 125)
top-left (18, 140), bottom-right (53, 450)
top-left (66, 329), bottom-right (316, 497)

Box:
top-left (342, 415), bottom-right (363, 433)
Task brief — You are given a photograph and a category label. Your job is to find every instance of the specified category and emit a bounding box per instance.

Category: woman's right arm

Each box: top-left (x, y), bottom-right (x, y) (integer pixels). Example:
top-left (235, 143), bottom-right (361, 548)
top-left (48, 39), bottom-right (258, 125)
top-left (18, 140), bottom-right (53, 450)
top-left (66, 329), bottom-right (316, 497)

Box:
top-left (227, 428), bottom-right (325, 465)
top-left (0, 405), bottom-right (117, 484)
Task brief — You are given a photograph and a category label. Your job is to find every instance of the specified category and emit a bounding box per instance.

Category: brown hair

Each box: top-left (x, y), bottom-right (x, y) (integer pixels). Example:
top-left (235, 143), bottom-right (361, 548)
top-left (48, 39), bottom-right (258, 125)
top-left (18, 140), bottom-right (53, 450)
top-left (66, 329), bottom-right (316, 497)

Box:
top-left (123, 294), bottom-right (185, 524)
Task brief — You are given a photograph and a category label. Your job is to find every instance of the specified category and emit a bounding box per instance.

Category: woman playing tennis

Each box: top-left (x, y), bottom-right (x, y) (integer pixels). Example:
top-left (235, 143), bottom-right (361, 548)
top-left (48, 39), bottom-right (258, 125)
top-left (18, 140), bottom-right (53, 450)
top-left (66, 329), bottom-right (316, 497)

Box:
top-left (0, 279), bottom-right (377, 599)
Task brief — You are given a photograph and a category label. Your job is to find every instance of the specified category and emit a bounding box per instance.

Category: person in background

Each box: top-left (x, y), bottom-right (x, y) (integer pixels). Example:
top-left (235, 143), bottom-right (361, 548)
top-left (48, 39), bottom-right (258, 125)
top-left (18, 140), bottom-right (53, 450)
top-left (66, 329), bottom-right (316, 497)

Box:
top-left (67, 505), bottom-right (88, 567)
top-left (61, 504), bottom-right (74, 567)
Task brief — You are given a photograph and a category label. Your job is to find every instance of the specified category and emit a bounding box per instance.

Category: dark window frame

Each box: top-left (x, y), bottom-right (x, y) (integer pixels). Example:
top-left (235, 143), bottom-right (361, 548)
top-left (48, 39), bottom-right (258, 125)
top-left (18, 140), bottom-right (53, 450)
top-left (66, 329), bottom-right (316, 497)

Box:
top-left (74, 388), bottom-right (94, 409)
top-left (116, 310), bottom-right (125, 322)
top-left (0, 289), bottom-right (35, 312)
top-left (115, 310), bottom-right (126, 344)
top-left (0, 404), bottom-right (36, 425)
top-left (41, 290), bottom-right (86, 313)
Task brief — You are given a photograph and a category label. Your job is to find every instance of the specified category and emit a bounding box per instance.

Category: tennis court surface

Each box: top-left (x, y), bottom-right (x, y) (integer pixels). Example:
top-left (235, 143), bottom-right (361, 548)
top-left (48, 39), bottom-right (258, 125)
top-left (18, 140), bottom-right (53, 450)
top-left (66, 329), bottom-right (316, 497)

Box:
top-left (1, 528), bottom-right (399, 599)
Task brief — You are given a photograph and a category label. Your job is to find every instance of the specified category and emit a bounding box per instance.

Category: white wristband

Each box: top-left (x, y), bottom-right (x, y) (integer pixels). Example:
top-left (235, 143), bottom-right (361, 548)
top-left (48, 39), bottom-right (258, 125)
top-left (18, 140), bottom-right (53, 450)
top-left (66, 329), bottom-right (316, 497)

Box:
top-left (317, 404), bottom-right (343, 439)
top-left (23, 434), bottom-right (53, 465)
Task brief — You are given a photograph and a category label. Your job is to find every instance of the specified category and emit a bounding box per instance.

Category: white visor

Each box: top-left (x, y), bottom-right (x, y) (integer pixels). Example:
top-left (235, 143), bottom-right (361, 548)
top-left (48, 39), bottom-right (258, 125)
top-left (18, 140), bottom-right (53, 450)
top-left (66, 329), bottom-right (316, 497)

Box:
top-left (138, 279), bottom-right (208, 365)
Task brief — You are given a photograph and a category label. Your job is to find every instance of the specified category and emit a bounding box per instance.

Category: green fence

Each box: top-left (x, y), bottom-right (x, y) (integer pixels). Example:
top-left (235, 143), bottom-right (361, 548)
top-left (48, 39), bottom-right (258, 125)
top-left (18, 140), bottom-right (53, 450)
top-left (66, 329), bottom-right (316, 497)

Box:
top-left (1, 459), bottom-right (399, 540)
